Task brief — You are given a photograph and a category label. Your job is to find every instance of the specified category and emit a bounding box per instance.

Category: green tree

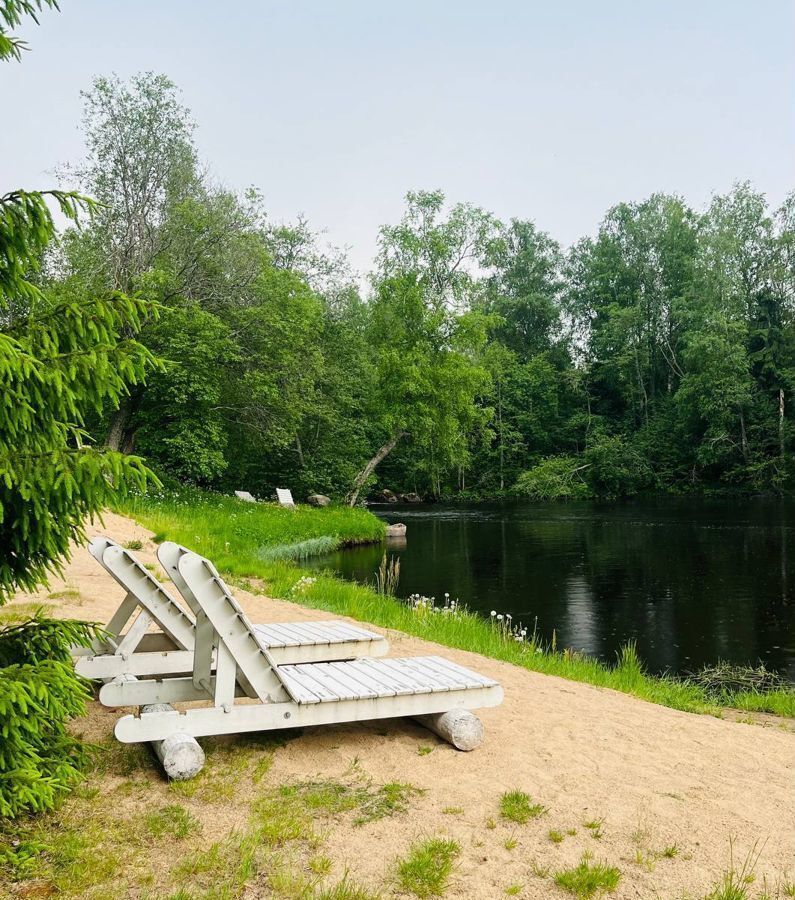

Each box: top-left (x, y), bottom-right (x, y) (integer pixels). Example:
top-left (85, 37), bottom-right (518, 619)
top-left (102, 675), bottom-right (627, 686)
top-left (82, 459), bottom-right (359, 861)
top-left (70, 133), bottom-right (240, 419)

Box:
top-left (0, 1), bottom-right (157, 817)
top-left (347, 272), bottom-right (490, 504)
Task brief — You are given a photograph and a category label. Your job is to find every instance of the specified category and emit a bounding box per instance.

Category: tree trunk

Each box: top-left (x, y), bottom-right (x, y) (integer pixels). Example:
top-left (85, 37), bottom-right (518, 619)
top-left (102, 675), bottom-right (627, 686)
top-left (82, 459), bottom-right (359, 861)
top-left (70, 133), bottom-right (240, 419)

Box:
top-left (779, 388), bottom-right (785, 458)
top-left (739, 408), bottom-right (750, 464)
top-left (347, 432), bottom-right (406, 507)
top-left (497, 378), bottom-right (504, 491)
top-left (105, 392), bottom-right (142, 453)
top-left (295, 434), bottom-right (305, 467)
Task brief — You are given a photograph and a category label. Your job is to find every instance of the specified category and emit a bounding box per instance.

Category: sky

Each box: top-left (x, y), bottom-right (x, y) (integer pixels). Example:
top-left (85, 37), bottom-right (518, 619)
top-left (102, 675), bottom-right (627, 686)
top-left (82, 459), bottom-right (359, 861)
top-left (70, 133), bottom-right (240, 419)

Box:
top-left (3, 0), bottom-right (794, 276)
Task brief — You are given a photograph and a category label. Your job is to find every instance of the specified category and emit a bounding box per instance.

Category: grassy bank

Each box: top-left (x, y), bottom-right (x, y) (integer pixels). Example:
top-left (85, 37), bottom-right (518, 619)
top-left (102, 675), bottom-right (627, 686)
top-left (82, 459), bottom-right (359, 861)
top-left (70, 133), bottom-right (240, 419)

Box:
top-left (119, 489), bottom-right (386, 562)
top-left (116, 489), bottom-right (795, 719)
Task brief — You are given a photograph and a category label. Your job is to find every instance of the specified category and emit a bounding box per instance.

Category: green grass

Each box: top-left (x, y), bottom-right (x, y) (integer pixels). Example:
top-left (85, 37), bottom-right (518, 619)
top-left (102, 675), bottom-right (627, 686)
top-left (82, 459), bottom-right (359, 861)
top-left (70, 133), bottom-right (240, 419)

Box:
top-left (698, 842), bottom-right (764, 900)
top-left (116, 487), bottom-right (795, 718)
top-left (584, 818), bottom-right (604, 840)
top-left (143, 804), bottom-right (201, 839)
top-left (554, 854), bottom-right (621, 897)
top-left (118, 487), bottom-right (385, 565)
top-left (395, 837), bottom-right (460, 897)
top-left (277, 779), bottom-right (421, 826)
top-left (499, 790), bottom-right (547, 824)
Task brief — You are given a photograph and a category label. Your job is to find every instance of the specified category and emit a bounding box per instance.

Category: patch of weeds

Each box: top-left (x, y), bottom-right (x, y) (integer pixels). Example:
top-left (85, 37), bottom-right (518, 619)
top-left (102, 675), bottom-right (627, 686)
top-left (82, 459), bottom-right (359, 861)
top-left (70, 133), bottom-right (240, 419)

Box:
top-left (782, 880), bottom-right (795, 898)
top-left (116, 777), bottom-right (153, 800)
top-left (123, 539), bottom-right (145, 551)
top-left (96, 738), bottom-right (153, 777)
top-left (660, 844), bottom-right (679, 859)
top-left (308, 855), bottom-right (333, 876)
top-left (583, 818), bottom-right (604, 839)
top-left (351, 781), bottom-right (421, 827)
top-left (699, 841), bottom-right (763, 900)
top-left (279, 779), bottom-right (421, 827)
top-left (633, 848), bottom-right (656, 872)
top-left (554, 852), bottom-right (621, 898)
top-left (144, 562), bottom-right (157, 571)
top-left (2, 817), bottom-right (127, 895)
top-left (499, 790), bottom-right (547, 824)
top-left (168, 764), bottom-right (236, 803)
top-left (171, 831), bottom-right (258, 896)
top-left (417, 745), bottom-right (433, 756)
top-left (504, 836), bottom-right (518, 850)
top-left (268, 866), bottom-right (314, 898)
top-left (566, 828), bottom-right (578, 836)
top-left (47, 587), bottom-right (81, 600)
top-left (486, 817), bottom-right (496, 830)
top-left (316, 875), bottom-right (381, 900)
top-left (0, 601), bottom-right (55, 624)
top-left (143, 804), bottom-right (201, 840)
top-left (395, 837), bottom-right (460, 898)
top-left (505, 886), bottom-right (522, 896)
top-left (530, 860), bottom-right (551, 878)
top-left (252, 752), bottom-right (275, 784)
top-left (74, 784), bottom-right (100, 802)
top-left (151, 531), bottom-right (167, 543)
top-left (251, 795), bottom-right (314, 847)
top-left (442, 807), bottom-right (463, 815)
top-left (548, 829), bottom-right (565, 844)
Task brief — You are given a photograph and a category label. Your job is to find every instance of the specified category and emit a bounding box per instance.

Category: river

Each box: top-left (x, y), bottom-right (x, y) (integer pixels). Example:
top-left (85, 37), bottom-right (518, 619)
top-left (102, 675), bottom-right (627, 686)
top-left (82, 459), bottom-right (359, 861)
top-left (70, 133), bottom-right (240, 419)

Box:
top-left (312, 498), bottom-right (795, 678)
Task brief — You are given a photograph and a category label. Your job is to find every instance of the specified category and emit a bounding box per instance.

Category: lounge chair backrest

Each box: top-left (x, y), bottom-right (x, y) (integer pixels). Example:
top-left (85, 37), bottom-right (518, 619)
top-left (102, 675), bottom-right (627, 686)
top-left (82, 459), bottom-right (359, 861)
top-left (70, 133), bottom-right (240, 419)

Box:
top-left (156, 541), bottom-right (203, 616)
top-left (276, 488), bottom-right (295, 507)
top-left (177, 551), bottom-right (292, 703)
top-left (88, 537), bottom-right (196, 651)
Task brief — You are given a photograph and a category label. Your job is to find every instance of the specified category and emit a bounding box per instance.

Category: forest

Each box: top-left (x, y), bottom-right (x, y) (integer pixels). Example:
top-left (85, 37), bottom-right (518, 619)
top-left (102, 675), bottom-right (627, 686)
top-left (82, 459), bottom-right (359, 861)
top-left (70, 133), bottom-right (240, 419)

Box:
top-left (41, 72), bottom-right (795, 503)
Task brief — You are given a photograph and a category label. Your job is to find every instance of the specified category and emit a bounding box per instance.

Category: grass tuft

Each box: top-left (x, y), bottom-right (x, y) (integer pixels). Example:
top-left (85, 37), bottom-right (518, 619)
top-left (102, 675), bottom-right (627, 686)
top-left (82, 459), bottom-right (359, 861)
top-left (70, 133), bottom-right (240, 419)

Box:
top-left (143, 804), bottom-right (201, 840)
top-left (395, 837), bottom-right (460, 898)
top-left (499, 790), bottom-right (547, 824)
top-left (278, 778), bottom-right (421, 827)
top-left (554, 854), bottom-right (621, 898)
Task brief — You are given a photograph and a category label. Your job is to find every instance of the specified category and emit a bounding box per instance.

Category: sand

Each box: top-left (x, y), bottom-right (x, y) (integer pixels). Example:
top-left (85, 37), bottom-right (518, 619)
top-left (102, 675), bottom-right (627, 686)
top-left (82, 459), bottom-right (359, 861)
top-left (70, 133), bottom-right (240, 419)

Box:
top-left (6, 510), bottom-right (794, 899)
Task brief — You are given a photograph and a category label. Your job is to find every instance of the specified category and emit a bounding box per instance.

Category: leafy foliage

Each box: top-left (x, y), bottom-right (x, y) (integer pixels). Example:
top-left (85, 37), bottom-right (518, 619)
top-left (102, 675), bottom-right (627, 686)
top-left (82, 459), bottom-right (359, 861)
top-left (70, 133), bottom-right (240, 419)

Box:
top-left (0, 189), bottom-right (156, 599)
top-left (1, 10), bottom-right (158, 820)
top-left (0, 0), bottom-right (57, 61)
top-left (0, 617), bottom-right (101, 817)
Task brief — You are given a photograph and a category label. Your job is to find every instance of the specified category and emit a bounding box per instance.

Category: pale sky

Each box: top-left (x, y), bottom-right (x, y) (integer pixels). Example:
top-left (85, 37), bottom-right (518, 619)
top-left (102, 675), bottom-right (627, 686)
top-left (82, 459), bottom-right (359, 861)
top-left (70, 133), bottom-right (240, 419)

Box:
top-left (3, 0), bottom-right (794, 275)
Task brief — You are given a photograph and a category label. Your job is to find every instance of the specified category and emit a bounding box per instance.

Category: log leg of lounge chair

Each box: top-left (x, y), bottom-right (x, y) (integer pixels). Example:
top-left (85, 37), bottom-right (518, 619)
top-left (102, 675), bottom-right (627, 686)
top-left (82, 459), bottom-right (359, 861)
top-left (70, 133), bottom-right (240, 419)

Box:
top-left (141, 704), bottom-right (205, 780)
top-left (110, 675), bottom-right (205, 779)
top-left (414, 710), bottom-right (484, 751)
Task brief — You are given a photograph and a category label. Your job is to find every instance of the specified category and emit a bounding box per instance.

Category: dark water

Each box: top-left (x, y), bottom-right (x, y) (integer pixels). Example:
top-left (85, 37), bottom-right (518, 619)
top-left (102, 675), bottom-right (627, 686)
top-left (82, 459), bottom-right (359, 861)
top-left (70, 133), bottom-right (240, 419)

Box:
top-left (312, 499), bottom-right (795, 678)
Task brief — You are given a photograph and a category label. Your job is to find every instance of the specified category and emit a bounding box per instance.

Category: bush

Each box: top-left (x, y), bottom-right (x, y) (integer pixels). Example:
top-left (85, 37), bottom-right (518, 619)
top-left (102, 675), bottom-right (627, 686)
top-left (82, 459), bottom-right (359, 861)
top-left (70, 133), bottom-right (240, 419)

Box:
top-left (0, 617), bottom-right (102, 818)
top-left (513, 456), bottom-right (592, 500)
top-left (583, 434), bottom-right (655, 498)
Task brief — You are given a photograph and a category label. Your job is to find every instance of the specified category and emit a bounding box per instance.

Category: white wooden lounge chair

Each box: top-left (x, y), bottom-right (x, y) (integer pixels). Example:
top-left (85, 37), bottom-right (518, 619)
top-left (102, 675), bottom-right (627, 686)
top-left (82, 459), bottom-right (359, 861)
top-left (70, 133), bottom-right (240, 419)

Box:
top-left (108, 548), bottom-right (503, 745)
top-left (74, 537), bottom-right (387, 682)
top-left (276, 488), bottom-right (295, 508)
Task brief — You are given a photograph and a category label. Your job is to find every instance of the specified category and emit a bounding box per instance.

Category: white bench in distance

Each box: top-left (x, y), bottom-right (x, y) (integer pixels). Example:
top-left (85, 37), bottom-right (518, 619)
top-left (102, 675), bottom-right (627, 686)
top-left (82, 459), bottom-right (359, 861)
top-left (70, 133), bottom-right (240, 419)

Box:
top-left (276, 488), bottom-right (295, 508)
top-left (108, 548), bottom-right (503, 760)
top-left (73, 537), bottom-right (387, 683)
